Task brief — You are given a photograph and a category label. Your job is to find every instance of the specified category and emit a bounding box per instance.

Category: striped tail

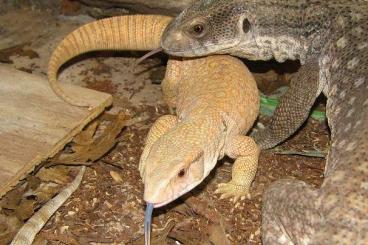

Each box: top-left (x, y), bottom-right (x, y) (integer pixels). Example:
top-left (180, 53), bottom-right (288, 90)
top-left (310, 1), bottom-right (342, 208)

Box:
top-left (10, 166), bottom-right (86, 245)
top-left (48, 15), bottom-right (173, 107)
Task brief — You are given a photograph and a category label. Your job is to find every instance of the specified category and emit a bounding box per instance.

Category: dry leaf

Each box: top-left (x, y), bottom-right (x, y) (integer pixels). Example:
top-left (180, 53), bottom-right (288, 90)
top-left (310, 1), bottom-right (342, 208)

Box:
top-left (109, 171), bottom-right (123, 183)
top-left (0, 214), bottom-right (22, 245)
top-left (73, 121), bottom-right (99, 146)
top-left (36, 166), bottom-right (71, 185)
top-left (168, 218), bottom-right (209, 244)
top-left (25, 175), bottom-right (41, 190)
top-left (128, 219), bottom-right (175, 245)
top-left (14, 199), bottom-right (36, 221)
top-left (0, 183), bottom-right (27, 210)
top-left (31, 166), bottom-right (73, 206)
top-left (208, 223), bottom-right (231, 245)
top-left (49, 111), bottom-right (129, 165)
top-left (33, 182), bottom-right (61, 204)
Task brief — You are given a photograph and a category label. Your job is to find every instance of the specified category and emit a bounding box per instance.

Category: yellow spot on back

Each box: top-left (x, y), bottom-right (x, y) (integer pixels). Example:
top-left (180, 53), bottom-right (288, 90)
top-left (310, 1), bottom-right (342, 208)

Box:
top-left (331, 59), bottom-right (340, 69)
top-left (277, 234), bottom-right (289, 243)
top-left (344, 122), bottom-right (351, 131)
top-left (354, 120), bottom-right (362, 128)
top-left (347, 57), bottom-right (359, 70)
top-left (338, 139), bottom-right (346, 148)
top-left (352, 26), bottom-right (363, 37)
top-left (357, 42), bottom-right (368, 50)
top-left (346, 141), bottom-right (356, 152)
top-left (336, 16), bottom-right (346, 27)
top-left (348, 97), bottom-right (356, 105)
top-left (331, 170), bottom-right (345, 181)
top-left (330, 84), bottom-right (338, 95)
top-left (346, 109), bottom-right (354, 118)
top-left (357, 163), bottom-right (368, 172)
top-left (354, 78), bottom-right (365, 87)
top-left (336, 37), bottom-right (347, 49)
top-left (334, 106), bottom-right (341, 116)
top-left (351, 13), bottom-right (362, 22)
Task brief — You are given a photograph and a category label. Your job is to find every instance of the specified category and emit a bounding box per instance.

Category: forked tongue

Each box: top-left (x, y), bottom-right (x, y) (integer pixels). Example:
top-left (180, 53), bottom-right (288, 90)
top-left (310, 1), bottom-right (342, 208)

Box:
top-left (144, 203), bottom-right (154, 245)
top-left (136, 47), bottom-right (163, 65)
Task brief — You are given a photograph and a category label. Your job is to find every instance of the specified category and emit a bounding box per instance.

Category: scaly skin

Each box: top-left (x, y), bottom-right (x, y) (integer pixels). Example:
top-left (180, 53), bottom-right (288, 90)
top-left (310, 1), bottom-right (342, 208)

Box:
top-left (10, 167), bottom-right (85, 245)
top-left (48, 15), bottom-right (172, 107)
top-left (140, 55), bottom-right (260, 207)
top-left (161, 0), bottom-right (368, 244)
top-left (49, 15), bottom-right (261, 206)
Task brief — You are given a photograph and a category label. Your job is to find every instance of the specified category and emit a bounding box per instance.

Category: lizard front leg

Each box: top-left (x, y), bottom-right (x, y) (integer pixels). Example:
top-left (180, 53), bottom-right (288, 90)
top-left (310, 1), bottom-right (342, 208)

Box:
top-left (139, 115), bottom-right (177, 180)
top-left (215, 135), bottom-right (260, 202)
top-left (253, 59), bottom-right (321, 149)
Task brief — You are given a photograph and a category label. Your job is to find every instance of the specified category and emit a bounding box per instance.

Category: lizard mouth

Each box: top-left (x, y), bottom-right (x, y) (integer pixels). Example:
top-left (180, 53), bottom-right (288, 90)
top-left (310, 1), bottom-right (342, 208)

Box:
top-left (161, 39), bottom-right (240, 57)
top-left (147, 179), bottom-right (203, 208)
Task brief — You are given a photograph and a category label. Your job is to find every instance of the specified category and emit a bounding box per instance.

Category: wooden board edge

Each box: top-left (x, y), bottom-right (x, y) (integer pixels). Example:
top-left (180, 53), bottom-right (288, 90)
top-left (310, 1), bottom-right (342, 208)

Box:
top-left (0, 95), bottom-right (113, 198)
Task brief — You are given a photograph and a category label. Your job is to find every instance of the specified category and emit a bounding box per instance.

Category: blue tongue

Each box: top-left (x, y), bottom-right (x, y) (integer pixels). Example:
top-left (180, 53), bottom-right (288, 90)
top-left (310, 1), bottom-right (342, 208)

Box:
top-left (144, 203), bottom-right (154, 245)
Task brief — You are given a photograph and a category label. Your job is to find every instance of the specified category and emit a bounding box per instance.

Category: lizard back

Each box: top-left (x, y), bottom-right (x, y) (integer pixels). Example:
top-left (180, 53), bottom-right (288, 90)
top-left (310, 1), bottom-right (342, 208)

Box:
top-left (169, 55), bottom-right (259, 135)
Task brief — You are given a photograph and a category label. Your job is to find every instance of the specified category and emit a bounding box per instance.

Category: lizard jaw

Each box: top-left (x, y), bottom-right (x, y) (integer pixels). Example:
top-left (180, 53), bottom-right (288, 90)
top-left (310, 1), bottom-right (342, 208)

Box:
top-left (161, 36), bottom-right (241, 57)
top-left (146, 179), bottom-right (203, 208)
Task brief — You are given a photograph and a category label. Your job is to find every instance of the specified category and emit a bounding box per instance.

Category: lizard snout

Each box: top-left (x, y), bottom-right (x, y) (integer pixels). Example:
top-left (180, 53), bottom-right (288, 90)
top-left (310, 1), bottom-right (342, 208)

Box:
top-left (161, 31), bottom-right (193, 56)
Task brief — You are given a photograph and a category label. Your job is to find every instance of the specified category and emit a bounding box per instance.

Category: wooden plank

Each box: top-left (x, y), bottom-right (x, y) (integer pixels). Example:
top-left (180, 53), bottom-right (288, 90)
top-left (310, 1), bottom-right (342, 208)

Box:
top-left (0, 64), bottom-right (113, 197)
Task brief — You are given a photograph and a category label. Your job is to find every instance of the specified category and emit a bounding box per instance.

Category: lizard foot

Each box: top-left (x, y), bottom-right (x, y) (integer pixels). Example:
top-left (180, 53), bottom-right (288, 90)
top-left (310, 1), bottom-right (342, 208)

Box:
top-left (215, 181), bottom-right (251, 203)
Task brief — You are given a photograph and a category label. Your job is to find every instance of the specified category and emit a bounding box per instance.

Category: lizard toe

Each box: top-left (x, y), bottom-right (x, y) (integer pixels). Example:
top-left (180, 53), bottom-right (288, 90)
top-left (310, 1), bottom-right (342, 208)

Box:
top-left (215, 182), bottom-right (251, 201)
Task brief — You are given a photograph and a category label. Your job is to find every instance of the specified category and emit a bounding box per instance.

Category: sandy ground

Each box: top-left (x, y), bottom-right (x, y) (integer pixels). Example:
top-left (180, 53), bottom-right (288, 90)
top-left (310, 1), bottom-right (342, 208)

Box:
top-left (0, 7), bottom-right (328, 245)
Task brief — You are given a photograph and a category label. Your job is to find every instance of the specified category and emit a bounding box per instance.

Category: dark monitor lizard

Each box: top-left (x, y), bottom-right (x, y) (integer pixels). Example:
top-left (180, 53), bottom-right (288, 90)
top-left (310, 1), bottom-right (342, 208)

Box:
top-left (161, 0), bottom-right (368, 244)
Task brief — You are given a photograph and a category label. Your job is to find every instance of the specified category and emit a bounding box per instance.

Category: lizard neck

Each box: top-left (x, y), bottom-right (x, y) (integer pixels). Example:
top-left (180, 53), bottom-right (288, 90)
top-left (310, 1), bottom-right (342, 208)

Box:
top-left (228, 0), bottom-right (331, 63)
top-left (229, 35), bottom-right (309, 63)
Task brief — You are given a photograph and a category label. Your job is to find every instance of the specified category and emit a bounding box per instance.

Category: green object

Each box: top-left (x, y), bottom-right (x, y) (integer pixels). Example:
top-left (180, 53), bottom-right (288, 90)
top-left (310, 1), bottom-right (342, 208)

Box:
top-left (273, 148), bottom-right (326, 158)
top-left (260, 94), bottom-right (326, 121)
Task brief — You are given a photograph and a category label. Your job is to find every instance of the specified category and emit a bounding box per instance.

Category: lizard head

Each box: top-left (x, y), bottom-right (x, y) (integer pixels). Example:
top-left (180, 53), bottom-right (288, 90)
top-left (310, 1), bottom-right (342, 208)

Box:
top-left (143, 140), bottom-right (206, 208)
top-left (140, 118), bottom-right (226, 209)
top-left (161, 0), bottom-right (258, 58)
top-left (141, 116), bottom-right (226, 208)
top-left (162, 0), bottom-right (306, 62)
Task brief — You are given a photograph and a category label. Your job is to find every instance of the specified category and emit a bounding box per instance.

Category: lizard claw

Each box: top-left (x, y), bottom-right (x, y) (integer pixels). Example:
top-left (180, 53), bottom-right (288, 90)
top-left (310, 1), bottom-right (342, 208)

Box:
top-left (215, 181), bottom-right (251, 202)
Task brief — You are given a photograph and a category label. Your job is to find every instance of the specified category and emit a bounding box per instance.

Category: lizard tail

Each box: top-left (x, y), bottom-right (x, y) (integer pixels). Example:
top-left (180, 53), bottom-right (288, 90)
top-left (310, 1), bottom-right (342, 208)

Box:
top-left (10, 166), bottom-right (86, 245)
top-left (48, 15), bottom-right (173, 107)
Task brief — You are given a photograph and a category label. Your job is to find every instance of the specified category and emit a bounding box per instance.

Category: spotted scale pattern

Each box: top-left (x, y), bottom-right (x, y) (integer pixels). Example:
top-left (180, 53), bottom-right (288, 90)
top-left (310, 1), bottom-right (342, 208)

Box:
top-left (162, 0), bottom-right (368, 244)
top-left (260, 3), bottom-right (368, 245)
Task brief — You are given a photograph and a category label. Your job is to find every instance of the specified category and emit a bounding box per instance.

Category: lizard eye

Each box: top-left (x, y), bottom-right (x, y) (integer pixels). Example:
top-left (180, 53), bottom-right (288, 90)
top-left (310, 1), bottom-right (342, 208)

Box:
top-left (193, 24), bottom-right (204, 34)
top-left (189, 23), bottom-right (206, 37)
top-left (242, 18), bottom-right (251, 33)
top-left (178, 169), bottom-right (186, 177)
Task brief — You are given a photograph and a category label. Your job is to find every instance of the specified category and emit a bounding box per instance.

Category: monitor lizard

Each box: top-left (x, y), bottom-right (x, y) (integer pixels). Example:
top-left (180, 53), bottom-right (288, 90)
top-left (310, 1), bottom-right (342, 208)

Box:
top-left (47, 15), bottom-right (261, 243)
top-left (48, 15), bottom-right (172, 107)
top-left (10, 167), bottom-right (86, 245)
top-left (140, 54), bottom-right (260, 207)
top-left (47, 14), bottom-right (260, 202)
top-left (161, 0), bottom-right (368, 244)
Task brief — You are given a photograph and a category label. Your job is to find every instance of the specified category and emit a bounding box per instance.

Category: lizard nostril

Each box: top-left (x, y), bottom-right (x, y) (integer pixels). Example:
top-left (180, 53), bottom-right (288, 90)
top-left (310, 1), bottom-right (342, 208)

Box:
top-left (173, 32), bottom-right (184, 42)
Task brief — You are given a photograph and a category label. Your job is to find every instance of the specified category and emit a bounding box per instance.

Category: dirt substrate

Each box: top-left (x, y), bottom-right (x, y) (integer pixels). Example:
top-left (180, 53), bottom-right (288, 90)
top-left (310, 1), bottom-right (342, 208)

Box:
top-left (0, 7), bottom-right (328, 245)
